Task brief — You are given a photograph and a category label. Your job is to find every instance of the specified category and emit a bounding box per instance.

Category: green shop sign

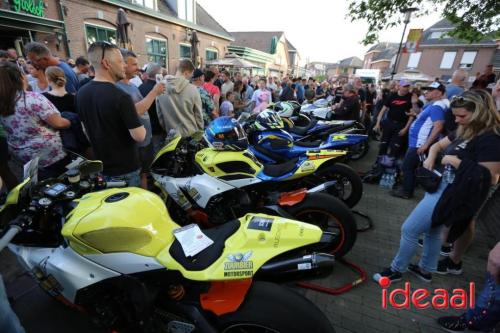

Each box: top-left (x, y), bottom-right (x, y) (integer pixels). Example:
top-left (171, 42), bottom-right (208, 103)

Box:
top-left (11, 0), bottom-right (45, 17)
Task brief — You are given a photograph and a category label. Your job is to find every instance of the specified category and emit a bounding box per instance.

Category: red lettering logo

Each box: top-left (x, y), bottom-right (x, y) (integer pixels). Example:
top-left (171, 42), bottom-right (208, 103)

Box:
top-left (379, 277), bottom-right (475, 310)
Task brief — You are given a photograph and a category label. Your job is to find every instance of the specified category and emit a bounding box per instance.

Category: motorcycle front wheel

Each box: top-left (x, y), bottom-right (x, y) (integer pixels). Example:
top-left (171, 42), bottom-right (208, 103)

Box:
top-left (216, 281), bottom-right (335, 333)
top-left (284, 193), bottom-right (357, 258)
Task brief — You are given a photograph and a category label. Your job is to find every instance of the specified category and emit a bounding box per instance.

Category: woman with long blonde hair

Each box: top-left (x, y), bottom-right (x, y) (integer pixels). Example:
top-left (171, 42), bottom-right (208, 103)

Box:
top-left (374, 89), bottom-right (500, 285)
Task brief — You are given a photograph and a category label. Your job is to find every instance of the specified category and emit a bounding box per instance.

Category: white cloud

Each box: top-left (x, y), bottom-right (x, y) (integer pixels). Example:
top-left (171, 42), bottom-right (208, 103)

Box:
top-left (197, 0), bottom-right (443, 63)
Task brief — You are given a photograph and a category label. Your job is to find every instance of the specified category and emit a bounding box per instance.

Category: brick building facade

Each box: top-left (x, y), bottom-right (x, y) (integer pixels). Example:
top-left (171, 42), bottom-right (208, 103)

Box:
top-left (0, 0), bottom-right (232, 73)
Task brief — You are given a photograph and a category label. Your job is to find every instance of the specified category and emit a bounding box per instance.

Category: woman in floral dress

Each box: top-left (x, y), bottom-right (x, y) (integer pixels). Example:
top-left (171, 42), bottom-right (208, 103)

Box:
top-left (0, 61), bottom-right (70, 179)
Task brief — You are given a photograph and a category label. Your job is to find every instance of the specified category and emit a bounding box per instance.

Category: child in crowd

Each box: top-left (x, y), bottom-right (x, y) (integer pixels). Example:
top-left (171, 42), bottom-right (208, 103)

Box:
top-left (220, 91), bottom-right (235, 117)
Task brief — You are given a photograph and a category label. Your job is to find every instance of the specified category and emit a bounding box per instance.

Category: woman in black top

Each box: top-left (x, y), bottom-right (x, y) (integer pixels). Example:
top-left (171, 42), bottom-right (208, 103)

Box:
top-left (43, 66), bottom-right (76, 113)
top-left (374, 90), bottom-right (500, 285)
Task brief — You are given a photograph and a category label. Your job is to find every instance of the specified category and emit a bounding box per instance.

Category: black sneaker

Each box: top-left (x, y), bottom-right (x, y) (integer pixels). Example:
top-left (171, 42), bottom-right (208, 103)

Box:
top-left (417, 239), bottom-right (452, 256)
top-left (436, 257), bottom-right (463, 275)
top-left (373, 267), bottom-right (402, 283)
top-left (437, 314), bottom-right (468, 332)
top-left (440, 245), bottom-right (452, 256)
top-left (408, 264), bottom-right (432, 283)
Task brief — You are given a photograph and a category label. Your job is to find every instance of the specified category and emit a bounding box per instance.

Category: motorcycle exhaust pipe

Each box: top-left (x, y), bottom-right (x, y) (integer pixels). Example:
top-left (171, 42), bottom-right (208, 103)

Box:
top-left (259, 252), bottom-right (334, 275)
top-left (307, 180), bottom-right (338, 193)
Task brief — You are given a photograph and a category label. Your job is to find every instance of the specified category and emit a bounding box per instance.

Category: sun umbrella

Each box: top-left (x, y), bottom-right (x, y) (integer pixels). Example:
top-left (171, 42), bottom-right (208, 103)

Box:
top-left (116, 8), bottom-right (131, 49)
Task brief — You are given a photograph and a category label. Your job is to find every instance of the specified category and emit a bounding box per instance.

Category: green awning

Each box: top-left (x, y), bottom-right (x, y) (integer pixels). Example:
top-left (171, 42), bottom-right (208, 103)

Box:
top-left (0, 9), bottom-right (65, 33)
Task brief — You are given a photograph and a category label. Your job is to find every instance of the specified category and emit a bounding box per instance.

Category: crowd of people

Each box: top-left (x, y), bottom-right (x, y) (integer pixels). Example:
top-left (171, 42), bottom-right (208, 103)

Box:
top-left (1, 41), bottom-right (500, 332)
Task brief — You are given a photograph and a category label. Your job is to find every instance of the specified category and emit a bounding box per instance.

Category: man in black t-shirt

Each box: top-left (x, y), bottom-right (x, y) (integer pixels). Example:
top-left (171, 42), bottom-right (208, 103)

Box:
top-left (373, 79), bottom-right (420, 158)
top-left (77, 42), bottom-right (146, 187)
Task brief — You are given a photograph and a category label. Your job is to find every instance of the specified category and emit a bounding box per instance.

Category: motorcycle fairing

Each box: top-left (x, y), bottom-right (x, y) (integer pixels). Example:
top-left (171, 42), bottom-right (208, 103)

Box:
top-left (0, 178), bottom-right (30, 213)
top-left (8, 244), bottom-right (120, 302)
top-left (156, 213), bottom-right (323, 281)
top-left (151, 134), bottom-right (183, 165)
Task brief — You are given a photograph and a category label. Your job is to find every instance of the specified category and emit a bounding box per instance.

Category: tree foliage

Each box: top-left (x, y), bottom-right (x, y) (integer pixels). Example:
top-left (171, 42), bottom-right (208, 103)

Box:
top-left (347, 0), bottom-right (500, 45)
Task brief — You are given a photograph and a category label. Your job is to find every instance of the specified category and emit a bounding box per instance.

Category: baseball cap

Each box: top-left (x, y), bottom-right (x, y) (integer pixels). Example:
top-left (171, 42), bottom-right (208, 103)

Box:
top-left (192, 68), bottom-right (204, 79)
top-left (423, 81), bottom-right (446, 93)
top-left (399, 79), bottom-right (411, 87)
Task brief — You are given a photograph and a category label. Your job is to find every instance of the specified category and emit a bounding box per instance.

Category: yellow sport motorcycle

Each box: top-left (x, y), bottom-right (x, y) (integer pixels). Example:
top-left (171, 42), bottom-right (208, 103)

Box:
top-left (0, 158), bottom-right (335, 332)
top-left (151, 132), bottom-right (357, 259)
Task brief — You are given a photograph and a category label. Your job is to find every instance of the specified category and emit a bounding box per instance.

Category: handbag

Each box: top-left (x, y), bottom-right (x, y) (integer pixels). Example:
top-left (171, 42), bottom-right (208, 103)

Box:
top-left (415, 167), bottom-right (441, 193)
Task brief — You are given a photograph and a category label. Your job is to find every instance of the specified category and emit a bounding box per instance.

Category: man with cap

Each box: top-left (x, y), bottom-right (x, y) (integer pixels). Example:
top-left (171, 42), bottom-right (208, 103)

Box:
top-left (331, 83), bottom-right (361, 121)
top-left (138, 63), bottom-right (167, 152)
top-left (373, 79), bottom-right (421, 159)
top-left (391, 81), bottom-right (447, 199)
top-left (191, 68), bottom-right (216, 126)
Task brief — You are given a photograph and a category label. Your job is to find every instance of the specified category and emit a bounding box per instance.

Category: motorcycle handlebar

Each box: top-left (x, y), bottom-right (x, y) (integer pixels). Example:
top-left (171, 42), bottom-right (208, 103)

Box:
top-left (0, 225), bottom-right (22, 252)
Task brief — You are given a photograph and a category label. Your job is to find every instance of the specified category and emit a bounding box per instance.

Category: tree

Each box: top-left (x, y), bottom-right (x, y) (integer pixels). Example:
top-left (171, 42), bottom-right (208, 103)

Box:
top-left (347, 0), bottom-right (500, 45)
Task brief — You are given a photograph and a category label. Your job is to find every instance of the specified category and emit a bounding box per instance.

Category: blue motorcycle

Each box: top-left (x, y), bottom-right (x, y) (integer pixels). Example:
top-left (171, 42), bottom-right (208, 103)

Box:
top-left (271, 101), bottom-right (369, 160)
top-left (242, 110), bottom-right (364, 208)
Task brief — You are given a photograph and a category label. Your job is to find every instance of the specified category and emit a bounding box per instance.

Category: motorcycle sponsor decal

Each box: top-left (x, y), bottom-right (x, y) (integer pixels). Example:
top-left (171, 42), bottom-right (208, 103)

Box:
top-left (186, 180), bottom-right (202, 201)
top-left (300, 161), bottom-right (316, 172)
top-left (273, 224), bottom-right (283, 248)
top-left (248, 217), bottom-right (273, 231)
top-left (224, 251), bottom-right (254, 277)
top-left (331, 134), bottom-right (347, 141)
top-left (32, 260), bottom-right (63, 297)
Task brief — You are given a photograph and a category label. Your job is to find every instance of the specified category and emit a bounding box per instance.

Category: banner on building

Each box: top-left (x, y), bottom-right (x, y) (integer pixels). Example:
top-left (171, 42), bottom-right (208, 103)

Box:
top-left (403, 29), bottom-right (423, 53)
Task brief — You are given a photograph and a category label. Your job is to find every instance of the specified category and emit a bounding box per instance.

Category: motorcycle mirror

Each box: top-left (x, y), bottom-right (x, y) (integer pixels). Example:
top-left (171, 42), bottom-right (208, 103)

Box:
top-left (79, 160), bottom-right (103, 177)
top-left (237, 112), bottom-right (251, 124)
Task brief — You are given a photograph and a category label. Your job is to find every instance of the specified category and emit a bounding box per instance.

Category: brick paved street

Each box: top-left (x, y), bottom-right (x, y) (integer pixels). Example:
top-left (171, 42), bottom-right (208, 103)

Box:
top-left (1, 141), bottom-right (498, 332)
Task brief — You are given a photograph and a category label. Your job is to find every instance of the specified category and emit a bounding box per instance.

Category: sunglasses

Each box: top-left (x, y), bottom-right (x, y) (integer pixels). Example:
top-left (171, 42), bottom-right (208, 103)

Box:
top-left (93, 41), bottom-right (114, 61)
top-left (451, 94), bottom-right (475, 105)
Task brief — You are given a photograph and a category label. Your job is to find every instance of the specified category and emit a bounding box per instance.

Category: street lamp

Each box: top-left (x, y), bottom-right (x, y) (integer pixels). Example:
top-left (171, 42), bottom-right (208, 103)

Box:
top-left (391, 7), bottom-right (418, 80)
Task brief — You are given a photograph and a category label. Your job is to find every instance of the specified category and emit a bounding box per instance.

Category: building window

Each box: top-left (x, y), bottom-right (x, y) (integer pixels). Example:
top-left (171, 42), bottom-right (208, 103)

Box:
top-left (179, 44), bottom-right (191, 59)
top-left (85, 24), bottom-right (116, 46)
top-left (407, 52), bottom-right (421, 69)
top-left (130, 0), bottom-right (156, 9)
top-left (146, 37), bottom-right (168, 68)
top-left (440, 51), bottom-right (456, 69)
top-left (205, 49), bottom-right (218, 61)
top-left (177, 0), bottom-right (195, 23)
top-left (459, 51), bottom-right (477, 69)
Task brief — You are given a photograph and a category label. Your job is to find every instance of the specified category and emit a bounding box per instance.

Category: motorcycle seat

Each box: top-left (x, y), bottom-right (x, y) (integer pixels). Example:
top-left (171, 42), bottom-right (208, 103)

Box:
top-left (262, 157), bottom-right (299, 177)
top-left (288, 119), bottom-right (318, 136)
top-left (294, 140), bottom-right (322, 147)
top-left (169, 220), bottom-right (240, 271)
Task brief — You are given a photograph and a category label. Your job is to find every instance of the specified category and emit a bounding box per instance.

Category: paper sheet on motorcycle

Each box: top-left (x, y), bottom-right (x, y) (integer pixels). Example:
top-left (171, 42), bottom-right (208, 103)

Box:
top-left (173, 224), bottom-right (214, 257)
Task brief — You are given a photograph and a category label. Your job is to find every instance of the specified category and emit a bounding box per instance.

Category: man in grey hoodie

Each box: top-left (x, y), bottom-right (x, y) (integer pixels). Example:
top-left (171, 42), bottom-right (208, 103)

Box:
top-left (156, 59), bottom-right (203, 137)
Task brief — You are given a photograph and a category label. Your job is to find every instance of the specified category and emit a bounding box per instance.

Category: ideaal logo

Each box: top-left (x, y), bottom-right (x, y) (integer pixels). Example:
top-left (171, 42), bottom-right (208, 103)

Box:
top-left (379, 277), bottom-right (475, 310)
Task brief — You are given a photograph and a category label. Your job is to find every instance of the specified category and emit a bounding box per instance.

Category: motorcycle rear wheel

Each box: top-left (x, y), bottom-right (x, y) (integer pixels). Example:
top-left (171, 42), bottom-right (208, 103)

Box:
top-left (304, 163), bottom-right (363, 208)
top-left (285, 193), bottom-right (357, 258)
top-left (216, 281), bottom-right (335, 333)
top-left (348, 141), bottom-right (370, 161)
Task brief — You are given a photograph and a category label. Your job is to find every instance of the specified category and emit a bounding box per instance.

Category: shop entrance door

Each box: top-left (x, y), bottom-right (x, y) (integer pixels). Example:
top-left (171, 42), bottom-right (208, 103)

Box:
top-left (0, 26), bottom-right (31, 57)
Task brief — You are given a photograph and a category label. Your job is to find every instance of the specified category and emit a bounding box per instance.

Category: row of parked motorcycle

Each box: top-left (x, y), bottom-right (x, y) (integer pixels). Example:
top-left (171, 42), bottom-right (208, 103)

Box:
top-left (0, 101), bottom-right (371, 333)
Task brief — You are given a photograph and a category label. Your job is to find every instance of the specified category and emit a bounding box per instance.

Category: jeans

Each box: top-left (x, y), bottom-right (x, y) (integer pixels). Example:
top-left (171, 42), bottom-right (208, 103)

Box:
top-left (391, 180), bottom-right (448, 273)
top-left (466, 273), bottom-right (500, 331)
top-left (401, 147), bottom-right (420, 195)
top-left (0, 276), bottom-right (25, 333)
top-left (103, 169), bottom-right (141, 188)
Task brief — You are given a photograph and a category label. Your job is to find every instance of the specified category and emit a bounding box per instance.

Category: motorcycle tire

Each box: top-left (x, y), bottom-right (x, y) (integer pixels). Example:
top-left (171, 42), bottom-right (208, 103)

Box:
top-left (284, 193), bottom-right (357, 259)
top-left (309, 163), bottom-right (363, 208)
top-left (216, 281), bottom-right (335, 333)
top-left (348, 140), bottom-right (370, 161)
